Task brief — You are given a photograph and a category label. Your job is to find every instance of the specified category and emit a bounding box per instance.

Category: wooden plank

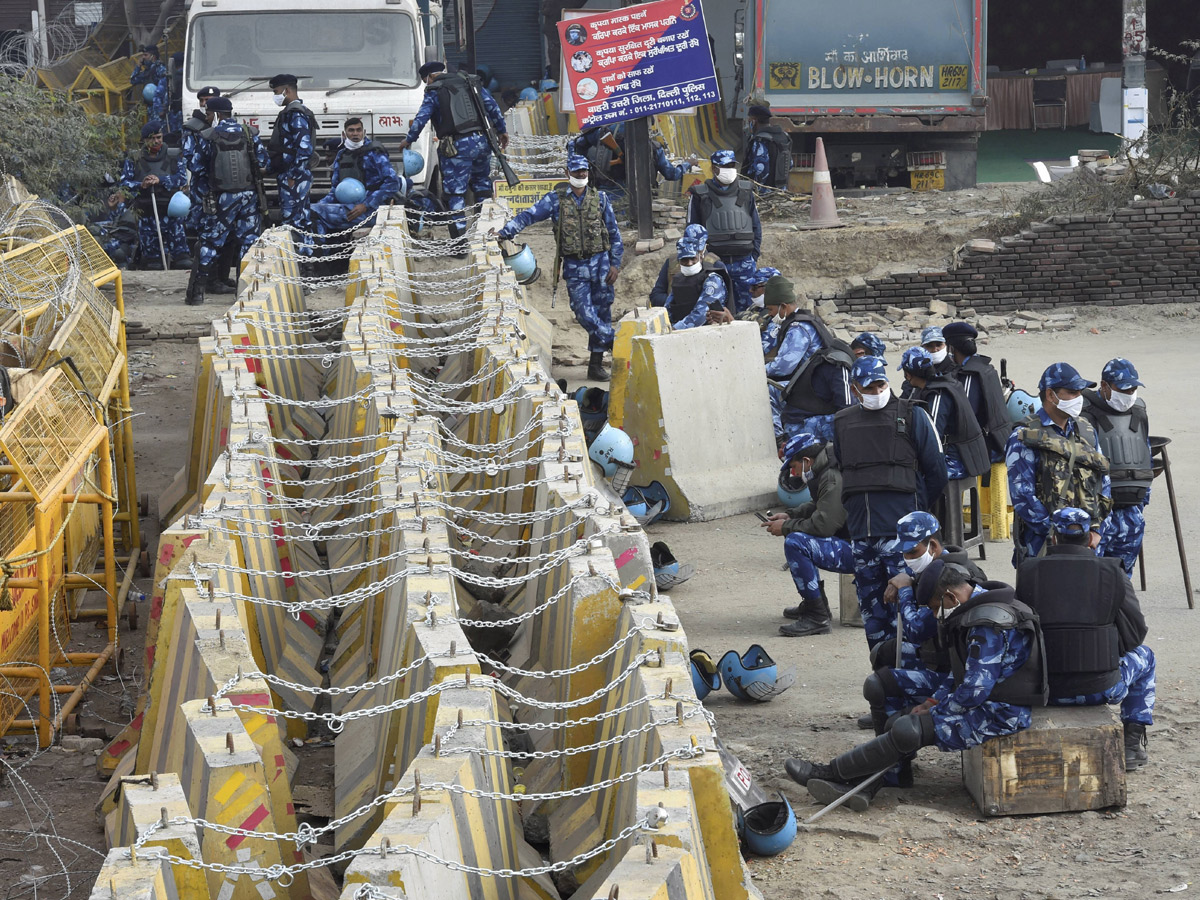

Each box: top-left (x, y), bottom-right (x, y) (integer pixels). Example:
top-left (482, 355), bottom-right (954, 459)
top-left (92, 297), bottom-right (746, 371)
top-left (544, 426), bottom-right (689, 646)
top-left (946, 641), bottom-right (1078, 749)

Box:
top-left (962, 704), bottom-right (1126, 816)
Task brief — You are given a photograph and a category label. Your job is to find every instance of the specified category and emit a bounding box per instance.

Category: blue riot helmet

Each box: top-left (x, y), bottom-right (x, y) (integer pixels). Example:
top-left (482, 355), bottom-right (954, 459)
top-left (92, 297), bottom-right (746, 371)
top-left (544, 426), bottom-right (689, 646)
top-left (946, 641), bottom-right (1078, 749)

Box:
top-left (739, 794), bottom-right (797, 857)
top-left (690, 649), bottom-right (721, 700)
top-left (573, 386), bottom-right (608, 446)
top-left (623, 482), bottom-right (671, 526)
top-left (718, 645), bottom-right (795, 702)
top-left (539, 78), bottom-right (559, 91)
top-left (166, 191), bottom-right (191, 218)
top-left (1007, 386), bottom-right (1041, 420)
top-left (777, 466), bottom-right (811, 507)
top-left (651, 540), bottom-right (694, 590)
top-left (588, 424), bottom-right (633, 477)
top-left (402, 148), bottom-right (424, 177)
top-left (335, 178), bottom-right (367, 204)
top-left (501, 242), bottom-right (540, 285)
top-left (519, 86), bottom-right (538, 101)
top-left (142, 83), bottom-right (157, 101)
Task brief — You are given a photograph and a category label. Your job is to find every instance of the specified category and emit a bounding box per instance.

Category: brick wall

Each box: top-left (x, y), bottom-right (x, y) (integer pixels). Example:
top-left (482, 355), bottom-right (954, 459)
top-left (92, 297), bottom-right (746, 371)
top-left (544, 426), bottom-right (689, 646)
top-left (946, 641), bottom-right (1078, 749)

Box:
top-left (821, 192), bottom-right (1200, 315)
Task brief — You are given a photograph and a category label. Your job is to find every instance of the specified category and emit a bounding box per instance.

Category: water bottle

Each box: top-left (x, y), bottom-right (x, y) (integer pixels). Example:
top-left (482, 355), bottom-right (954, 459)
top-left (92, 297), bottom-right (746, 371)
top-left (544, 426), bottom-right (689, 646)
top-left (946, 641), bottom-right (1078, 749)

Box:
top-left (1079, 54), bottom-right (1086, 71)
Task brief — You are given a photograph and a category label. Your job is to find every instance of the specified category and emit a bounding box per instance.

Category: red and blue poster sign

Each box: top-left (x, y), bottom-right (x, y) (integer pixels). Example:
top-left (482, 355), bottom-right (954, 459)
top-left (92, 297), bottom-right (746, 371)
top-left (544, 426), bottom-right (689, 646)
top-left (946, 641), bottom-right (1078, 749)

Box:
top-left (557, 0), bottom-right (720, 129)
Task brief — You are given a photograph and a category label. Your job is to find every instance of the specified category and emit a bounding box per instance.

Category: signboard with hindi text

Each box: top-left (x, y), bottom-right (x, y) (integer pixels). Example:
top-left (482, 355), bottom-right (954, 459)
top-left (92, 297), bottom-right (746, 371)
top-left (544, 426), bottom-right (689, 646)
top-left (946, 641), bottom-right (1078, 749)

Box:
top-left (495, 178), bottom-right (565, 211)
top-left (557, 0), bottom-right (720, 130)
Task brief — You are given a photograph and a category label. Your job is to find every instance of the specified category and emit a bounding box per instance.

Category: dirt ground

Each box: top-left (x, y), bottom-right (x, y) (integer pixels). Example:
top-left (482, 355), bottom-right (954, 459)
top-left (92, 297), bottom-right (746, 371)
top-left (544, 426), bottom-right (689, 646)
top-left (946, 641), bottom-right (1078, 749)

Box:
top-left (3, 188), bottom-right (1199, 898)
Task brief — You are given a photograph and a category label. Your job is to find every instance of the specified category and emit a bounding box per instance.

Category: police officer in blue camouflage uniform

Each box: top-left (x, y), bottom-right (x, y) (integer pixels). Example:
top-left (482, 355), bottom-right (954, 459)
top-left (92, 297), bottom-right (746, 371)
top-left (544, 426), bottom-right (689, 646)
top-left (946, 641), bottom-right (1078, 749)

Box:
top-left (496, 154), bottom-right (622, 380)
top-left (850, 332), bottom-right (886, 360)
top-left (649, 224), bottom-right (721, 308)
top-left (311, 117), bottom-right (401, 236)
top-left (1006, 362), bottom-right (1112, 564)
top-left (1018, 507), bottom-right (1156, 768)
top-left (400, 62), bottom-right (507, 242)
top-left (267, 74), bottom-right (316, 255)
top-left (920, 325), bottom-right (957, 377)
top-left (786, 561), bottom-right (1041, 809)
top-left (899, 347), bottom-right (990, 482)
top-left (130, 45), bottom-right (168, 124)
top-left (944, 320), bottom-right (1015, 462)
top-left (742, 105), bottom-right (791, 190)
top-left (181, 87), bottom-right (221, 233)
top-left (687, 149), bottom-right (761, 312)
top-left (1082, 359), bottom-right (1152, 575)
top-left (736, 267), bottom-right (782, 348)
top-left (764, 431), bottom-right (850, 637)
top-left (184, 97), bottom-right (269, 306)
top-left (661, 233), bottom-right (730, 329)
top-left (568, 122), bottom-right (696, 194)
top-left (834, 356), bottom-right (947, 654)
top-left (120, 120), bottom-right (191, 269)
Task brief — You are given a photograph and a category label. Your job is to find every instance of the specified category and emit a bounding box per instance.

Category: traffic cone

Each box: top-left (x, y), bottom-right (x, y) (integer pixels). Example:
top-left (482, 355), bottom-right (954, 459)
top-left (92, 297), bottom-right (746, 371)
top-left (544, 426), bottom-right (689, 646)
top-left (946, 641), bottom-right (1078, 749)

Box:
top-left (803, 137), bottom-right (843, 229)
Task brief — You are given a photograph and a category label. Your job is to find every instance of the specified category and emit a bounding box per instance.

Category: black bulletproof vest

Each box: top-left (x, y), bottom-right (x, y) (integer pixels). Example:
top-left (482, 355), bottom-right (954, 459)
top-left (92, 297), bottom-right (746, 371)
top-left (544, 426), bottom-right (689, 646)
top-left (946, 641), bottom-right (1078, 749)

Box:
top-left (132, 147), bottom-right (180, 216)
top-left (336, 144), bottom-right (369, 186)
top-left (916, 546), bottom-right (989, 673)
top-left (751, 125), bottom-right (792, 187)
top-left (775, 313), bottom-right (854, 417)
top-left (202, 125), bottom-right (256, 193)
top-left (666, 262), bottom-right (729, 324)
top-left (432, 72), bottom-right (484, 138)
top-left (1081, 391), bottom-right (1152, 507)
top-left (944, 583), bottom-right (1048, 707)
top-left (957, 354), bottom-right (1015, 455)
top-left (835, 397), bottom-right (919, 496)
top-left (915, 377), bottom-right (991, 478)
top-left (1016, 546), bottom-right (1124, 696)
top-left (690, 181), bottom-right (755, 256)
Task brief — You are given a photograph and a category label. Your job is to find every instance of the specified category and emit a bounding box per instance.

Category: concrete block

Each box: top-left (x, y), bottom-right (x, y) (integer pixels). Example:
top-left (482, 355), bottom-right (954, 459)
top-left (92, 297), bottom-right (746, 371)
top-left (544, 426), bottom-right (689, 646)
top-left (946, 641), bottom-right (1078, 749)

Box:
top-left (928, 298), bottom-right (956, 316)
top-left (87, 849), bottom-right (180, 900)
top-left (620, 323), bottom-right (778, 520)
top-left (838, 573), bottom-right (862, 627)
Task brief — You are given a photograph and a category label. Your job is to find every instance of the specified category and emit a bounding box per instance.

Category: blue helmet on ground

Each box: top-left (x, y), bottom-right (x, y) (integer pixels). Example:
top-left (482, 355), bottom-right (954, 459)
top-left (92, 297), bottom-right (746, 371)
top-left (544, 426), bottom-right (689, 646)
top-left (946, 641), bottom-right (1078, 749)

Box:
top-left (335, 178), bottom-right (367, 204)
top-left (539, 78), bottom-right (559, 91)
top-left (690, 649), bottom-right (721, 700)
top-left (142, 83), bottom-right (157, 102)
top-left (501, 242), bottom-right (540, 285)
top-left (623, 481), bottom-right (670, 526)
top-left (519, 86), bottom-right (538, 101)
top-left (573, 386), bottom-right (608, 445)
top-left (402, 148), bottom-right (424, 176)
top-left (739, 794), bottom-right (797, 857)
top-left (777, 466), bottom-right (811, 507)
top-left (651, 541), bottom-right (693, 590)
top-left (589, 424), bottom-right (633, 477)
top-left (718, 645), bottom-right (795, 702)
top-left (166, 191), bottom-right (191, 218)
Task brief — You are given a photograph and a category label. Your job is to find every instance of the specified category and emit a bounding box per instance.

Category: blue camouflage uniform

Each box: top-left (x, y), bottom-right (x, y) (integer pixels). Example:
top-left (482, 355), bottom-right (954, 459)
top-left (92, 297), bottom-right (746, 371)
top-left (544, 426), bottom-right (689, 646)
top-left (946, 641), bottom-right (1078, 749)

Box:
top-left (664, 234), bottom-right (726, 329)
top-left (687, 150), bottom-right (760, 312)
top-left (568, 126), bottom-right (688, 189)
top-left (271, 96), bottom-right (315, 254)
top-left (1006, 363), bottom-right (1112, 562)
top-left (189, 117), bottom-right (270, 273)
top-left (851, 332), bottom-right (887, 360)
top-left (1051, 644), bottom-right (1156, 725)
top-left (785, 532), bottom-right (855, 602)
top-left (406, 72), bottom-right (506, 234)
top-left (737, 267), bottom-right (781, 351)
top-left (928, 616), bottom-right (1033, 750)
top-left (497, 158), bottom-right (623, 353)
top-left (1092, 358), bottom-right (1151, 574)
top-left (744, 135), bottom-right (772, 185)
top-left (766, 314), bottom-right (853, 443)
top-left (901, 346), bottom-right (967, 479)
top-left (311, 138), bottom-right (401, 234)
top-left (181, 116), bottom-right (209, 232)
top-left (130, 56), bottom-right (168, 122)
top-left (649, 224), bottom-right (716, 308)
top-left (120, 132), bottom-right (188, 265)
top-left (835, 357), bottom-right (948, 651)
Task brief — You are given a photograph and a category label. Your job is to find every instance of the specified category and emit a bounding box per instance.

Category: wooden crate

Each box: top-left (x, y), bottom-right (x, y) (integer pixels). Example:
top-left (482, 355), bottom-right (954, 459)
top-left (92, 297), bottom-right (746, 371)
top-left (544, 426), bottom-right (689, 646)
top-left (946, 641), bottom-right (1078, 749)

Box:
top-left (838, 572), bottom-right (862, 627)
top-left (963, 705), bottom-right (1126, 816)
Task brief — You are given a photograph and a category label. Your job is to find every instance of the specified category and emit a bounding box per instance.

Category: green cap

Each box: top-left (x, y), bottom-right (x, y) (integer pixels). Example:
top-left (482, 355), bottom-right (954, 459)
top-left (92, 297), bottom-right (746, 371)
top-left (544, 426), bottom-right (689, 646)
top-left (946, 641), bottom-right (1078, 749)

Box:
top-left (763, 275), bottom-right (795, 308)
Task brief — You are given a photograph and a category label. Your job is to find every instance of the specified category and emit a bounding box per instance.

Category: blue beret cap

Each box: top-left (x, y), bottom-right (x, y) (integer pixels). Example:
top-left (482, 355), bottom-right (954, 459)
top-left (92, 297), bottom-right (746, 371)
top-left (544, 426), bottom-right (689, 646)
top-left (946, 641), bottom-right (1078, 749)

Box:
top-left (711, 149), bottom-right (736, 167)
top-left (850, 332), bottom-right (886, 357)
top-left (1101, 358), bottom-right (1144, 390)
top-left (140, 120), bottom-right (164, 138)
top-left (748, 266), bottom-right (780, 287)
top-left (899, 346), bottom-right (933, 373)
top-left (1051, 507), bottom-right (1092, 533)
top-left (1039, 362), bottom-right (1095, 392)
top-left (921, 325), bottom-right (945, 345)
top-left (851, 356), bottom-right (889, 388)
top-left (781, 431), bottom-right (823, 466)
top-left (942, 321), bottom-right (978, 340)
top-left (676, 237), bottom-right (702, 260)
top-left (897, 511), bottom-right (941, 551)
top-left (566, 153), bottom-right (590, 172)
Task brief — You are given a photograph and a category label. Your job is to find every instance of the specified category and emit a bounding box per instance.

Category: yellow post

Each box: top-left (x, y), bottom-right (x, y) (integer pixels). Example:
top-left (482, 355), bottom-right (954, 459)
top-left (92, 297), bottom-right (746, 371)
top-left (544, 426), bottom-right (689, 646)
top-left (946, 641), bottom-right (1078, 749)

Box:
top-left (99, 432), bottom-right (119, 650)
top-left (34, 504), bottom-right (51, 748)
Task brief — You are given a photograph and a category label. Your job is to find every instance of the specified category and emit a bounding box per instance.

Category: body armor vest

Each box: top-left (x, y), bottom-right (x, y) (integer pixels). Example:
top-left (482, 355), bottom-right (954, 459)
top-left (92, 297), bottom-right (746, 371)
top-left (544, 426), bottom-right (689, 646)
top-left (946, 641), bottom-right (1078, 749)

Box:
top-left (431, 72), bottom-right (484, 138)
top-left (745, 125), bottom-right (792, 187)
top-left (957, 354), bottom-right (1015, 454)
top-left (336, 144), bottom-right (370, 189)
top-left (944, 583), bottom-right (1048, 707)
top-left (915, 377), bottom-right (991, 478)
top-left (667, 262), bottom-right (732, 323)
top-left (690, 181), bottom-right (756, 256)
top-left (1016, 415), bottom-right (1111, 524)
top-left (133, 147), bottom-right (180, 216)
top-left (554, 187), bottom-right (610, 259)
top-left (775, 313), bottom-right (853, 416)
top-left (1081, 391), bottom-right (1152, 507)
top-left (268, 100), bottom-right (319, 172)
top-left (202, 124), bottom-right (258, 193)
top-left (835, 397), bottom-right (920, 496)
top-left (182, 114), bottom-right (206, 135)
top-left (1016, 546), bottom-right (1124, 696)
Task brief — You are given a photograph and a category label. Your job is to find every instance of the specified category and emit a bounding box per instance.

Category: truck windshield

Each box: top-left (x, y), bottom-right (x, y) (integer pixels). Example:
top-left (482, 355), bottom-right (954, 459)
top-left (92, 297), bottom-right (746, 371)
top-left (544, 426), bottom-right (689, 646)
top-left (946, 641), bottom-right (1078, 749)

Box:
top-left (187, 11), bottom-right (419, 91)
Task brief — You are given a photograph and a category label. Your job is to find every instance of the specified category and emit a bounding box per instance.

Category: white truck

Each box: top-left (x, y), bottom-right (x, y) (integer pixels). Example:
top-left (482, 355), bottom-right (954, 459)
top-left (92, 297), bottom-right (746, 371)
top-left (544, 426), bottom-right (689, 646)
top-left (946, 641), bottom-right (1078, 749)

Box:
top-left (182, 0), bottom-right (443, 190)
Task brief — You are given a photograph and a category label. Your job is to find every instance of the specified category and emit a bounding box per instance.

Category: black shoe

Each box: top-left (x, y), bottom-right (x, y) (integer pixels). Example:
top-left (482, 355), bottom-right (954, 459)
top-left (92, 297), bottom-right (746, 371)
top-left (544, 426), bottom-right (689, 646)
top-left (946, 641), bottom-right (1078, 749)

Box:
top-left (857, 712), bottom-right (875, 730)
top-left (587, 352), bottom-right (610, 381)
top-left (184, 270), bottom-right (205, 306)
top-left (206, 276), bottom-right (235, 295)
top-left (783, 603), bottom-right (805, 620)
top-left (219, 276), bottom-right (237, 288)
top-left (807, 776), bottom-right (882, 812)
top-left (896, 758), bottom-right (914, 788)
top-left (171, 255), bottom-right (194, 270)
top-left (779, 615), bottom-right (832, 636)
top-left (1124, 721), bottom-right (1148, 770)
top-left (784, 758), bottom-right (836, 786)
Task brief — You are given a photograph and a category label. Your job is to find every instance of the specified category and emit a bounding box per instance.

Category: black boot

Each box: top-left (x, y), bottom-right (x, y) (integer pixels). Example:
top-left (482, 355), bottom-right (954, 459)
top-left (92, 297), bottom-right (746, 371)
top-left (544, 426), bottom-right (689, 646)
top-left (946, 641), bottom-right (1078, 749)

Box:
top-left (184, 265), bottom-right (205, 306)
top-left (206, 276), bottom-right (235, 295)
top-left (587, 352), bottom-right (610, 380)
top-left (782, 598), bottom-right (811, 620)
top-left (1124, 722), bottom-right (1148, 770)
top-left (780, 584), bottom-right (832, 636)
top-left (830, 731), bottom-right (906, 781)
top-left (784, 758), bottom-right (837, 786)
top-left (807, 774), bottom-right (884, 812)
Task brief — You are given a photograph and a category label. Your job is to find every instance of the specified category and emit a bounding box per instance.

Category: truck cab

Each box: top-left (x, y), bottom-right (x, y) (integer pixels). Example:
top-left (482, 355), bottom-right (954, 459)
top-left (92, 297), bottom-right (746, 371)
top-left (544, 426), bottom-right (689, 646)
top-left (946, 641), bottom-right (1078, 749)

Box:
top-left (183, 0), bottom-right (442, 190)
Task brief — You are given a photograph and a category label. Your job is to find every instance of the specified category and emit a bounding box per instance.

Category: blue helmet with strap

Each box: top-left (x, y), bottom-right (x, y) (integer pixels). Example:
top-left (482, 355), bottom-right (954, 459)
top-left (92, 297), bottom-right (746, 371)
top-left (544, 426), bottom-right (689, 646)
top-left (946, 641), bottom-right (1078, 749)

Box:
top-left (738, 793), bottom-right (797, 857)
top-left (689, 649), bottom-right (721, 700)
top-left (588, 424), bottom-right (633, 477)
top-left (718, 645), bottom-right (795, 702)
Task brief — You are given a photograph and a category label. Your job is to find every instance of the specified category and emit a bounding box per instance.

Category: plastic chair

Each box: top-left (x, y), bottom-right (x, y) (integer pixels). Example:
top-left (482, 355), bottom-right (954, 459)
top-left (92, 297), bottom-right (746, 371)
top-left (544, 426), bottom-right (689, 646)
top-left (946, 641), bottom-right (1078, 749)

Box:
top-left (1032, 76), bottom-right (1068, 130)
top-left (939, 478), bottom-right (986, 559)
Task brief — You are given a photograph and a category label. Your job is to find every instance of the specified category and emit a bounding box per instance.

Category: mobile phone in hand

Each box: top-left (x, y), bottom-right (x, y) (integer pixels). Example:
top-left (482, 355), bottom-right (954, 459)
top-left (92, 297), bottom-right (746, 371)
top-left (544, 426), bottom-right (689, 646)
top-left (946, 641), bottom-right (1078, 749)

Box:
top-left (754, 512), bottom-right (770, 523)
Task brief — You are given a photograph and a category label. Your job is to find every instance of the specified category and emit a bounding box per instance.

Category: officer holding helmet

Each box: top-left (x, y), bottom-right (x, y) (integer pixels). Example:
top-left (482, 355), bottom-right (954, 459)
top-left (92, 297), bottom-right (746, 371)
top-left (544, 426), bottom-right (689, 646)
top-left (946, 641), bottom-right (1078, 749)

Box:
top-left (311, 117), bottom-right (401, 236)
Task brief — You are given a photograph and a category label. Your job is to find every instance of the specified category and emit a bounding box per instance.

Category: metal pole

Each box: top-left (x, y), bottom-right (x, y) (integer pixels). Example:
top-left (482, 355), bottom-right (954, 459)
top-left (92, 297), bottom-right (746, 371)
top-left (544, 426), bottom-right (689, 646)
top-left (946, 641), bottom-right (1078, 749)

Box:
top-left (34, 505), bottom-right (51, 747)
top-left (149, 187), bottom-right (169, 270)
top-left (626, 116), bottom-right (654, 240)
top-left (1159, 444), bottom-right (1194, 609)
top-left (463, 0), bottom-right (477, 76)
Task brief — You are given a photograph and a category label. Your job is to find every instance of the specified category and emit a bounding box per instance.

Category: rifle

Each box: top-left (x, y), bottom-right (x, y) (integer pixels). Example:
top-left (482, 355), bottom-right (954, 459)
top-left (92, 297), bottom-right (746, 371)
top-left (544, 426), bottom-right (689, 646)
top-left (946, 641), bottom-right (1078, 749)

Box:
top-left (465, 75), bottom-right (520, 188)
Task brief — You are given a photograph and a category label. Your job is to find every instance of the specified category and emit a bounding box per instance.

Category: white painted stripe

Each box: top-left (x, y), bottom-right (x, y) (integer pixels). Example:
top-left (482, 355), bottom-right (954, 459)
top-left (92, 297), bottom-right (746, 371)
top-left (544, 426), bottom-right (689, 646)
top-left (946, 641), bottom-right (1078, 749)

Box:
top-left (813, 171), bottom-right (832, 184)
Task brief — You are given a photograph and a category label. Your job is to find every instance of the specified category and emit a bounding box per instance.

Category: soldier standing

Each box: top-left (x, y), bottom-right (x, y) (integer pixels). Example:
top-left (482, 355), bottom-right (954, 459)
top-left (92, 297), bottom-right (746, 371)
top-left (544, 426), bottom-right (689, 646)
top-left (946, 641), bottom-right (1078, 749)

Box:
top-left (130, 45), bottom-right (168, 124)
top-left (687, 149), bottom-right (761, 311)
top-left (267, 74), bottom-right (317, 256)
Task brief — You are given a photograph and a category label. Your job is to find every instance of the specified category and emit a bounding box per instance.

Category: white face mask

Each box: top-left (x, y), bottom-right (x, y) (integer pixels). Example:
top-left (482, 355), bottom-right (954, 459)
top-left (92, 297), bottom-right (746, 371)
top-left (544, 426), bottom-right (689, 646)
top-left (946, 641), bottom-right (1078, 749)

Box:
top-left (1054, 392), bottom-right (1084, 418)
top-left (860, 390), bottom-right (890, 411)
top-left (799, 461), bottom-right (813, 485)
top-left (716, 167), bottom-right (738, 185)
top-left (907, 546), bottom-right (934, 574)
top-left (928, 348), bottom-right (948, 365)
top-left (568, 175), bottom-right (589, 190)
top-left (770, 311), bottom-right (784, 325)
top-left (679, 261), bottom-right (702, 277)
top-left (1107, 389), bottom-right (1137, 412)
top-left (344, 137), bottom-right (365, 150)
top-left (273, 93), bottom-right (287, 107)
